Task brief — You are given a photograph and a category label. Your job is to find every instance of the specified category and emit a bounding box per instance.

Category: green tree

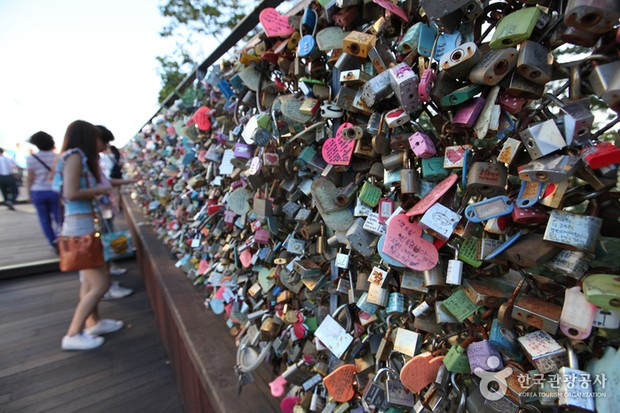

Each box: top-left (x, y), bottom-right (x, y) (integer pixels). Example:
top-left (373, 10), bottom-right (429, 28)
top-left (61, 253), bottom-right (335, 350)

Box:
top-left (156, 0), bottom-right (259, 103)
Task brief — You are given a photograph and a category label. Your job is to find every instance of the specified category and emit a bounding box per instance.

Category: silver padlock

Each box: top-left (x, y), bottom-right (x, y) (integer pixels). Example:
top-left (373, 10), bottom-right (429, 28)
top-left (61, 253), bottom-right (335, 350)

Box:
top-left (439, 41), bottom-right (482, 81)
top-left (518, 154), bottom-right (581, 183)
top-left (516, 40), bottom-right (553, 85)
top-left (557, 343), bottom-right (595, 412)
top-left (543, 210), bottom-right (603, 253)
top-left (466, 161), bottom-right (507, 197)
top-left (388, 63), bottom-right (421, 112)
top-left (469, 48), bottom-right (518, 86)
top-left (361, 70), bottom-right (392, 107)
top-left (588, 60), bottom-right (620, 111)
top-left (518, 330), bottom-right (568, 374)
top-left (520, 119), bottom-right (567, 160)
top-left (346, 218), bottom-right (377, 257)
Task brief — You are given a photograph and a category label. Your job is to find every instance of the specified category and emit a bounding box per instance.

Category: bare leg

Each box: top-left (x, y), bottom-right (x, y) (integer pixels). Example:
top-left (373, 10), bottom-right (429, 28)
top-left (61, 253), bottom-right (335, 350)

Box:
top-left (66, 265), bottom-right (110, 337)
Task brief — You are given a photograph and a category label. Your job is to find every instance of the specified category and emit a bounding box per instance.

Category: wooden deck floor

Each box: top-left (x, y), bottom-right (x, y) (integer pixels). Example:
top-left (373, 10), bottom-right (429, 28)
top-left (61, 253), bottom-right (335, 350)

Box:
top-left (0, 202), bottom-right (59, 270)
top-left (0, 258), bottom-right (185, 413)
top-left (0, 201), bottom-right (185, 413)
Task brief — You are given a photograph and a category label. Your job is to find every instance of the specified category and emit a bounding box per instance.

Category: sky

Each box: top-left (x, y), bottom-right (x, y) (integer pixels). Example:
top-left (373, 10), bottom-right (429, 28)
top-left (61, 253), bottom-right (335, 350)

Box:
top-left (0, 0), bottom-right (182, 151)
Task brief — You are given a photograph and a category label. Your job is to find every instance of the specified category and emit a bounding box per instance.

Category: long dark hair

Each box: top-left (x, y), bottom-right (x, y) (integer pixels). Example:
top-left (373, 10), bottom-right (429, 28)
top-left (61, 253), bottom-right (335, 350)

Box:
top-left (61, 120), bottom-right (101, 182)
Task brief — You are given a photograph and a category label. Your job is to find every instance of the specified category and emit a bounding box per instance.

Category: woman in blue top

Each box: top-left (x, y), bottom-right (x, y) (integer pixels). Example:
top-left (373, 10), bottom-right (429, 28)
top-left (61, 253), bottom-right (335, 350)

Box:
top-left (54, 120), bottom-right (123, 351)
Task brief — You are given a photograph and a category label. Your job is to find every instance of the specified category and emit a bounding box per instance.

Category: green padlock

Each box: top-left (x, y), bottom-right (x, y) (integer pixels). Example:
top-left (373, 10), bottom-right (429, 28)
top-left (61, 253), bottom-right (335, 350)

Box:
top-left (294, 146), bottom-right (316, 169)
top-left (443, 340), bottom-right (472, 373)
top-left (459, 238), bottom-right (483, 268)
top-left (421, 157), bottom-right (449, 182)
top-left (442, 288), bottom-right (481, 322)
top-left (582, 274), bottom-right (620, 310)
top-left (440, 84), bottom-right (483, 107)
top-left (490, 7), bottom-right (541, 49)
top-left (359, 180), bottom-right (382, 208)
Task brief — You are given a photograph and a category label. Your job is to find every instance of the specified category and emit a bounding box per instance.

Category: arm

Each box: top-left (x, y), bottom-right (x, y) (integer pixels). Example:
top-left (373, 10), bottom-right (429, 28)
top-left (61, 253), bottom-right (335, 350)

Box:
top-left (62, 154), bottom-right (110, 200)
top-left (109, 176), bottom-right (140, 187)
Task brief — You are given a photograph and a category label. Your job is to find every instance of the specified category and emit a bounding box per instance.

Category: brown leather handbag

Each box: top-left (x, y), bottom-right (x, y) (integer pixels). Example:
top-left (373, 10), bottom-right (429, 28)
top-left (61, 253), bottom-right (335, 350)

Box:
top-left (57, 169), bottom-right (105, 272)
top-left (58, 232), bottom-right (105, 272)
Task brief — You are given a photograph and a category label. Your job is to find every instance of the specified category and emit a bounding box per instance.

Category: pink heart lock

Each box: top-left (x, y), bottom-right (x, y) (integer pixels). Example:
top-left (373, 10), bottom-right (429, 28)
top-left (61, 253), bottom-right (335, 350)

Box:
top-left (321, 122), bottom-right (355, 165)
top-left (382, 214), bottom-right (439, 271)
top-left (259, 8), bottom-right (295, 38)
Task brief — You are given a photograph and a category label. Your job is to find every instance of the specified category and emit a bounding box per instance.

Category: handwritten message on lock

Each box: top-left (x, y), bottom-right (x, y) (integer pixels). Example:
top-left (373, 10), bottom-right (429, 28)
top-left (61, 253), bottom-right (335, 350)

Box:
top-left (323, 364), bottom-right (357, 402)
top-left (382, 214), bottom-right (439, 271)
top-left (259, 8), bottom-right (295, 38)
top-left (321, 122), bottom-right (355, 165)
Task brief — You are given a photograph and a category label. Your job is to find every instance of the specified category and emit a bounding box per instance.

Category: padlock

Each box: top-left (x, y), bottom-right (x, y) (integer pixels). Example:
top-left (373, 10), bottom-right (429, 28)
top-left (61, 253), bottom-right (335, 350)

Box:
top-left (386, 292), bottom-right (405, 315)
top-left (362, 368), bottom-right (390, 411)
top-left (490, 7), bottom-right (541, 49)
top-left (358, 178), bottom-right (382, 207)
top-left (560, 286), bottom-right (597, 340)
top-left (519, 119), bottom-right (567, 160)
top-left (557, 343), bottom-right (596, 412)
top-left (420, 0), bottom-right (483, 34)
top-left (342, 31), bottom-right (376, 58)
top-left (545, 249), bottom-right (593, 280)
top-left (466, 162), bottom-right (507, 197)
top-left (581, 141), bottom-right (620, 169)
top-left (346, 217), bottom-right (377, 258)
top-left (440, 41), bottom-right (482, 81)
top-left (452, 97), bottom-right (486, 128)
top-left (446, 244), bottom-right (463, 286)
top-left (399, 152), bottom-right (420, 195)
top-left (560, 101), bottom-right (595, 147)
top-left (518, 154), bottom-right (581, 183)
top-left (368, 40), bottom-right (395, 74)
top-left (388, 63), bottom-right (421, 113)
top-left (385, 108), bottom-right (411, 128)
top-left (582, 273), bottom-right (620, 310)
top-left (420, 202), bottom-right (461, 241)
top-left (518, 330), bottom-right (568, 374)
top-left (516, 40), bottom-right (553, 85)
top-left (502, 71), bottom-right (545, 99)
top-left (489, 319), bottom-right (521, 360)
top-left (385, 366), bottom-right (415, 408)
top-left (512, 295), bottom-right (562, 335)
top-left (467, 339), bottom-right (504, 373)
top-left (469, 49), bottom-right (518, 86)
top-left (500, 233), bottom-right (559, 268)
top-left (340, 69), bottom-right (372, 87)
top-left (564, 0), bottom-right (620, 34)
top-left (587, 60), bottom-right (620, 111)
top-left (361, 70), bottom-right (392, 107)
top-left (421, 157), bottom-right (449, 182)
top-left (440, 84), bottom-right (483, 107)
top-left (443, 338), bottom-right (473, 374)
top-left (543, 209), bottom-right (603, 253)
top-left (463, 278), bottom-right (511, 308)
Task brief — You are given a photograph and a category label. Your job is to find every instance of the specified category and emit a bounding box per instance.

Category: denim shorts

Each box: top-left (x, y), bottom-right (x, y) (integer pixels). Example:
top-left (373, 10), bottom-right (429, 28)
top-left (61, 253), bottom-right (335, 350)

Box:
top-left (60, 214), bottom-right (95, 236)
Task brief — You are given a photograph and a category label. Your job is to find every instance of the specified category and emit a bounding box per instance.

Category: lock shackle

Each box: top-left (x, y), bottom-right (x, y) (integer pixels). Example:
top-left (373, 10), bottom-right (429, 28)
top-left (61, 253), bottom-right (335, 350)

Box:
top-left (332, 303), bottom-right (353, 332)
top-left (373, 367), bottom-right (397, 382)
top-left (236, 333), bottom-right (272, 373)
top-left (299, 7), bottom-right (318, 37)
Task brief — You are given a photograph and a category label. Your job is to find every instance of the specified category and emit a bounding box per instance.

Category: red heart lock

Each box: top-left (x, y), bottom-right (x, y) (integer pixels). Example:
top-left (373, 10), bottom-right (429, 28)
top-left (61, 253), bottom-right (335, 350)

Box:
top-left (400, 353), bottom-right (445, 393)
top-left (323, 364), bottom-right (357, 402)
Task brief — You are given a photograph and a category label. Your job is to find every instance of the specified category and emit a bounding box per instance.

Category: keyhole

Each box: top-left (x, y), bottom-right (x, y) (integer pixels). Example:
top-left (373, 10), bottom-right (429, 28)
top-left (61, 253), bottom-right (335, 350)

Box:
top-left (529, 70), bottom-right (541, 79)
top-left (610, 298), bottom-right (620, 308)
top-left (568, 327), bottom-right (579, 337)
top-left (349, 44), bottom-right (360, 54)
top-left (451, 50), bottom-right (463, 62)
top-left (494, 59), bottom-right (509, 75)
top-left (578, 12), bottom-right (602, 26)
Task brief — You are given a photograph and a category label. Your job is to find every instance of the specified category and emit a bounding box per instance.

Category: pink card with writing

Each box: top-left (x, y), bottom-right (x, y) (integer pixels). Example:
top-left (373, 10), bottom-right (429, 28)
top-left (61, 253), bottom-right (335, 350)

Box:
top-left (322, 122), bottom-right (355, 165)
top-left (382, 214), bottom-right (439, 271)
top-left (259, 8), bottom-right (295, 38)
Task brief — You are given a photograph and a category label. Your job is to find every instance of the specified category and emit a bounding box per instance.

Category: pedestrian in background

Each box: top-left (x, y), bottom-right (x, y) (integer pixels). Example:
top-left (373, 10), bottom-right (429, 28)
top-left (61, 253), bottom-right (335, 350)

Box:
top-left (53, 120), bottom-right (123, 351)
top-left (0, 148), bottom-right (18, 210)
top-left (26, 131), bottom-right (61, 252)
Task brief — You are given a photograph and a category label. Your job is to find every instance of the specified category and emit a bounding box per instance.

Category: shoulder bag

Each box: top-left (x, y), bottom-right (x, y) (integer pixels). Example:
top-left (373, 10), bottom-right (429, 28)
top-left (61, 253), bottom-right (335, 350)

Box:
top-left (57, 169), bottom-right (105, 272)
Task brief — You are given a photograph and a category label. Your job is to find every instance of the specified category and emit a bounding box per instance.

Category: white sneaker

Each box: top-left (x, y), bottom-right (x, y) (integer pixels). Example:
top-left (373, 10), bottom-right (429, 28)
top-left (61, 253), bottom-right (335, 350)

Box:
top-left (109, 265), bottom-right (128, 275)
top-left (102, 283), bottom-right (134, 300)
top-left (61, 333), bottom-right (104, 350)
top-left (85, 319), bottom-right (124, 335)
